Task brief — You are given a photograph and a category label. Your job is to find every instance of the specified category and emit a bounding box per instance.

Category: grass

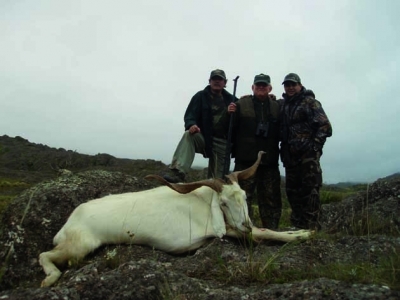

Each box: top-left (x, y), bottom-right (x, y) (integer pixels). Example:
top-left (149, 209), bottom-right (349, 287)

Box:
top-left (200, 237), bottom-right (400, 290)
top-left (280, 248), bottom-right (400, 290)
top-left (0, 195), bottom-right (15, 214)
top-left (245, 183), bottom-right (400, 290)
top-left (251, 184), bottom-right (359, 228)
top-left (349, 213), bottom-right (400, 236)
top-left (0, 178), bottom-right (32, 215)
top-left (275, 255), bottom-right (400, 289)
top-left (0, 178), bottom-right (30, 191)
top-left (320, 189), bottom-right (351, 204)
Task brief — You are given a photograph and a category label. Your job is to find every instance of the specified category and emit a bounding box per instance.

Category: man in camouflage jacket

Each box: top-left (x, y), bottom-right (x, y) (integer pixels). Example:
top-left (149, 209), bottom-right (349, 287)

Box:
top-left (279, 73), bottom-right (332, 230)
top-left (230, 74), bottom-right (281, 229)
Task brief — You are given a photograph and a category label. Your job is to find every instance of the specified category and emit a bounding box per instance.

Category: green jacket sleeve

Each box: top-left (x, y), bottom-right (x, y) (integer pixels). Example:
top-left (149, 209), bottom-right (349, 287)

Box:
top-left (183, 91), bottom-right (202, 130)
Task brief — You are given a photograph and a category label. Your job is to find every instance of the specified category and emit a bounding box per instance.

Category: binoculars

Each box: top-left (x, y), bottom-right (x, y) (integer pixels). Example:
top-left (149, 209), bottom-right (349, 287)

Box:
top-left (256, 122), bottom-right (269, 138)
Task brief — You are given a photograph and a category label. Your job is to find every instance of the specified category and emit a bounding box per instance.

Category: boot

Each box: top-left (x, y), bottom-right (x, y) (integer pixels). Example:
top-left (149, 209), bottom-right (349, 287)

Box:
top-left (163, 169), bottom-right (185, 183)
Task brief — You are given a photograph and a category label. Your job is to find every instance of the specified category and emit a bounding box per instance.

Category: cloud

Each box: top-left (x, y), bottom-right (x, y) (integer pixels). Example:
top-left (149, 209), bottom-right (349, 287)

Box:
top-left (1, 0), bottom-right (399, 183)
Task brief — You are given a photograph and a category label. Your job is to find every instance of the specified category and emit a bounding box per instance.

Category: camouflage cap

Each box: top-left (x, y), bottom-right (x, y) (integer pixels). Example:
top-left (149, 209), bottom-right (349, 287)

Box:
top-left (282, 73), bottom-right (301, 84)
top-left (209, 69), bottom-right (226, 80)
top-left (253, 73), bottom-right (271, 85)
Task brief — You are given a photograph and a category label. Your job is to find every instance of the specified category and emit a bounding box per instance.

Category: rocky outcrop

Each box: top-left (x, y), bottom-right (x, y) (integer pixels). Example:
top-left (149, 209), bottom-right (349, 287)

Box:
top-left (0, 135), bottom-right (399, 299)
top-left (321, 176), bottom-right (400, 235)
top-left (0, 170), bottom-right (399, 299)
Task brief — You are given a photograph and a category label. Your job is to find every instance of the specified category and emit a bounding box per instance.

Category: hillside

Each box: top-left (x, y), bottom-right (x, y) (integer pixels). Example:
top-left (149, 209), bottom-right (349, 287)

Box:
top-left (0, 135), bottom-right (169, 181)
top-left (0, 135), bottom-right (399, 299)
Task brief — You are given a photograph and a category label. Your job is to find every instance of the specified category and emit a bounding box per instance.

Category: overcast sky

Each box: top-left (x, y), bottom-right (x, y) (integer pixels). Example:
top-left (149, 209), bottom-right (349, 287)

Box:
top-left (1, 0), bottom-right (399, 184)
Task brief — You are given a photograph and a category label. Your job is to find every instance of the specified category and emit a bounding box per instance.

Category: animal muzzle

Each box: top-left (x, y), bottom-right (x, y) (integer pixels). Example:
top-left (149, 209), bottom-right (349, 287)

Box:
top-left (236, 219), bottom-right (253, 233)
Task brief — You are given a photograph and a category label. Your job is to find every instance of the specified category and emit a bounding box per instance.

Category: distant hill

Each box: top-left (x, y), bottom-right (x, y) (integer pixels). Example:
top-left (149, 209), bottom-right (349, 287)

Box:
top-left (377, 172), bottom-right (400, 181)
top-left (0, 134), bottom-right (204, 184)
top-left (329, 181), bottom-right (368, 188)
top-left (1, 134), bottom-right (399, 186)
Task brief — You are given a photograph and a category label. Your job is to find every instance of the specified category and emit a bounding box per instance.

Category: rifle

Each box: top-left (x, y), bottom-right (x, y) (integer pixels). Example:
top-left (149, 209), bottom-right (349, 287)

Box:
top-left (222, 76), bottom-right (239, 179)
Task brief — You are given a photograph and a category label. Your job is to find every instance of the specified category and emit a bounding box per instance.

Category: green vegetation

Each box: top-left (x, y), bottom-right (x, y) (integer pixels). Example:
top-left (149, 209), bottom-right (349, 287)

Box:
top-left (198, 238), bottom-right (400, 290)
top-left (0, 195), bottom-right (15, 214)
top-left (229, 242), bottom-right (298, 284)
top-left (0, 144), bottom-right (9, 155)
top-left (0, 178), bottom-right (31, 214)
top-left (347, 212), bottom-right (400, 236)
top-left (320, 189), bottom-right (351, 204)
top-left (247, 183), bottom-right (400, 290)
top-left (0, 179), bottom-right (30, 190)
top-left (320, 184), bottom-right (367, 205)
top-left (252, 184), bottom-right (361, 228)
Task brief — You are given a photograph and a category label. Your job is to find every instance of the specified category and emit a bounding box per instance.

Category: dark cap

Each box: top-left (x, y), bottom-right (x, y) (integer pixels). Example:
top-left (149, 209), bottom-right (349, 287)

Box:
top-left (254, 73), bottom-right (271, 85)
top-left (209, 69), bottom-right (226, 80)
top-left (282, 73), bottom-right (301, 84)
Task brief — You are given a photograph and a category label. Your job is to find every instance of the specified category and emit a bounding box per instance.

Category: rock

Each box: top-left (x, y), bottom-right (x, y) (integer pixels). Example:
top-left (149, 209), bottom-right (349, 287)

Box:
top-left (0, 135), bottom-right (399, 298)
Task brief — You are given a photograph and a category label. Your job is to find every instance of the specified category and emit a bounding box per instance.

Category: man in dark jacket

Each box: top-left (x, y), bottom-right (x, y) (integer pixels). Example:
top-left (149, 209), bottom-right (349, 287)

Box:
top-left (230, 73), bottom-right (281, 229)
top-left (164, 69), bottom-right (236, 183)
top-left (279, 73), bottom-right (332, 230)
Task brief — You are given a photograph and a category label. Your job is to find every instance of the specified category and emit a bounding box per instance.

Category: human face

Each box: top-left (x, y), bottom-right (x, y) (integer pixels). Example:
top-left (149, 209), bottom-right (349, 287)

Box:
top-left (209, 76), bottom-right (226, 94)
top-left (252, 82), bottom-right (272, 100)
top-left (284, 82), bottom-right (302, 97)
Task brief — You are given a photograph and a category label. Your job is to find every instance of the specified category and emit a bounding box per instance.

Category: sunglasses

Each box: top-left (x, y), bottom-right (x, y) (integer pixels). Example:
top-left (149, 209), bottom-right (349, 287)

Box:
top-left (210, 76), bottom-right (224, 81)
top-left (284, 82), bottom-right (298, 88)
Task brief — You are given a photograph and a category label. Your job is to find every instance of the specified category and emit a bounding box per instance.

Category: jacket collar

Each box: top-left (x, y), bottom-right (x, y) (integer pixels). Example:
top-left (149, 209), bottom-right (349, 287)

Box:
top-left (204, 85), bottom-right (232, 99)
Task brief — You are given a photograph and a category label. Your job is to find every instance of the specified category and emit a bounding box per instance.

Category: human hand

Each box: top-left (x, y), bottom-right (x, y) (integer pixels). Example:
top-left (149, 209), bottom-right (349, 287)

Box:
top-left (189, 125), bottom-right (201, 134)
top-left (228, 102), bottom-right (237, 113)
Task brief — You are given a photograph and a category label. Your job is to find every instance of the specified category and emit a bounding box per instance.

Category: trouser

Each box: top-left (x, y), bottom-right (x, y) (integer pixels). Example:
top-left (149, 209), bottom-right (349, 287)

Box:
top-left (234, 163), bottom-right (282, 229)
top-left (169, 131), bottom-right (227, 179)
top-left (285, 150), bottom-right (323, 230)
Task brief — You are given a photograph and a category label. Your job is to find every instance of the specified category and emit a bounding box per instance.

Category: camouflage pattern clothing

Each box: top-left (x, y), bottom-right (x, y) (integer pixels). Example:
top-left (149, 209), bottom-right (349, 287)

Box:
top-left (284, 150), bottom-right (323, 230)
top-left (234, 162), bottom-right (281, 229)
top-left (232, 95), bottom-right (281, 229)
top-left (279, 87), bottom-right (332, 230)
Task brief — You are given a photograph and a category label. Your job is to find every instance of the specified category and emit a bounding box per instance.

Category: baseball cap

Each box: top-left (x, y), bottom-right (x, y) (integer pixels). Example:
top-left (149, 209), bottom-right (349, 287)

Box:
top-left (254, 73), bottom-right (271, 85)
top-left (209, 69), bottom-right (226, 80)
top-left (282, 73), bottom-right (301, 84)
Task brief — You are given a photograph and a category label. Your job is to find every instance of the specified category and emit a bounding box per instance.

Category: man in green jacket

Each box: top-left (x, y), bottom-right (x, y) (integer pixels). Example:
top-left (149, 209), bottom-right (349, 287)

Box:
top-left (164, 69), bottom-right (237, 183)
top-left (230, 74), bottom-right (282, 229)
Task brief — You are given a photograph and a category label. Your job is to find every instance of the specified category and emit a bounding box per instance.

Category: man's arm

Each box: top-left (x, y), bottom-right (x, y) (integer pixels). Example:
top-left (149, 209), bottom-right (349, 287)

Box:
top-left (309, 99), bottom-right (332, 148)
top-left (184, 92), bottom-right (202, 130)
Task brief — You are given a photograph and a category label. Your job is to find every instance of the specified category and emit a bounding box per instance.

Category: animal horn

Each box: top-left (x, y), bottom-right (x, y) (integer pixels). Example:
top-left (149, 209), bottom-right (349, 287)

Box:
top-left (226, 151), bottom-right (265, 183)
top-left (145, 175), bottom-right (225, 194)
